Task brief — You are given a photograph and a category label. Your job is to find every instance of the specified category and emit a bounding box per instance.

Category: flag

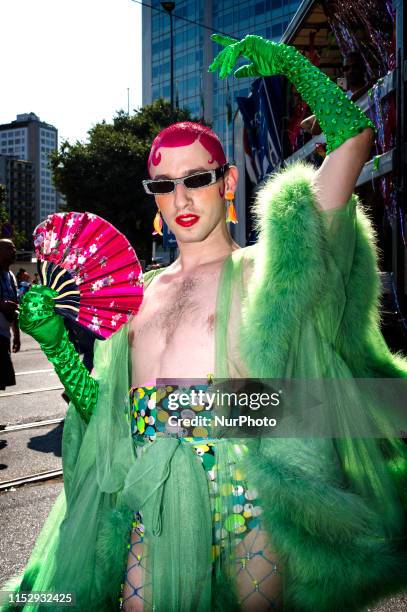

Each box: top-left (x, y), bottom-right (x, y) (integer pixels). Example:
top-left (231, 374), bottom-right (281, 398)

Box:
top-left (236, 76), bottom-right (283, 184)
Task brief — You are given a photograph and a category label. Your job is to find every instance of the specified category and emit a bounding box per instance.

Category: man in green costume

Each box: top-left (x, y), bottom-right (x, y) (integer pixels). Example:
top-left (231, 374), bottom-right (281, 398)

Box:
top-left (4, 35), bottom-right (407, 611)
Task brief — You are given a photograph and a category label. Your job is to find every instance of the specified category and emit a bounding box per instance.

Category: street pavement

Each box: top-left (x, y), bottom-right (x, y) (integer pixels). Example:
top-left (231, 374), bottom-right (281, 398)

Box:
top-left (0, 334), bottom-right (406, 609)
top-left (0, 332), bottom-right (65, 587)
top-left (0, 481), bottom-right (63, 588)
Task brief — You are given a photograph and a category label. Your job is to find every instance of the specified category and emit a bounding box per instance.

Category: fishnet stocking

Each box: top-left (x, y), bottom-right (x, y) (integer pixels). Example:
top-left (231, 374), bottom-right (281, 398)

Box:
top-left (121, 513), bottom-right (151, 612)
top-left (235, 526), bottom-right (283, 610)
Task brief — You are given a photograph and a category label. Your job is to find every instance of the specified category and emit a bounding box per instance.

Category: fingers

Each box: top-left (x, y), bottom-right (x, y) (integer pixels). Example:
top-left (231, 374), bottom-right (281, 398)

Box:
top-left (209, 36), bottom-right (259, 80)
top-left (221, 44), bottom-right (243, 79)
top-left (234, 64), bottom-right (259, 78)
top-left (208, 46), bottom-right (230, 74)
top-left (211, 33), bottom-right (239, 47)
top-left (209, 42), bottom-right (244, 79)
top-left (209, 35), bottom-right (245, 78)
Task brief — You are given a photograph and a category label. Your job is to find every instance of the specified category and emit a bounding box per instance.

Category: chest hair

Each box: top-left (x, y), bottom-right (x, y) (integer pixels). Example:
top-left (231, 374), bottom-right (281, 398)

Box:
top-left (155, 276), bottom-right (201, 345)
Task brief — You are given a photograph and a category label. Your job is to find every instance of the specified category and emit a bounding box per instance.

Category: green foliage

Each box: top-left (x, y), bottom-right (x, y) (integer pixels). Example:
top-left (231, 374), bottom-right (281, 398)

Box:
top-left (0, 183), bottom-right (26, 249)
top-left (50, 99), bottom-right (202, 263)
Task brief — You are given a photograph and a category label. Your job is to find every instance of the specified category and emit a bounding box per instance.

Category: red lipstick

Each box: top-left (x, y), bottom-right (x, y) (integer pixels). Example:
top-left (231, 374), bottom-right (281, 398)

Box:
top-left (175, 214), bottom-right (200, 227)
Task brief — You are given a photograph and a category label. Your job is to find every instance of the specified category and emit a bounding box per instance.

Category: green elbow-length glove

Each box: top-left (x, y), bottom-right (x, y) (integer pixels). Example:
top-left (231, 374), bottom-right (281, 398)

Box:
top-left (209, 34), bottom-right (375, 154)
top-left (19, 285), bottom-right (98, 424)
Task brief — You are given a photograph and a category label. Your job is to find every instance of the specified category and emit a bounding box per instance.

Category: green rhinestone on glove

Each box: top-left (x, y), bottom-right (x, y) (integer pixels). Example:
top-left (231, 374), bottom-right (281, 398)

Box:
top-left (19, 285), bottom-right (98, 424)
top-left (209, 34), bottom-right (375, 154)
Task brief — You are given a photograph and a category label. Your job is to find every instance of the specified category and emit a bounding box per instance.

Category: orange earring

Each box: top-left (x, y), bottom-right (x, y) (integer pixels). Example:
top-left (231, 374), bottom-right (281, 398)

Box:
top-left (225, 191), bottom-right (238, 224)
top-left (152, 210), bottom-right (163, 236)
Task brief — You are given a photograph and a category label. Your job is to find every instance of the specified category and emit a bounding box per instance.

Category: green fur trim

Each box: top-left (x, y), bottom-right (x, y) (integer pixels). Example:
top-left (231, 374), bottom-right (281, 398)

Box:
top-left (335, 203), bottom-right (407, 377)
top-left (239, 162), bottom-right (407, 611)
top-left (240, 163), bottom-right (329, 378)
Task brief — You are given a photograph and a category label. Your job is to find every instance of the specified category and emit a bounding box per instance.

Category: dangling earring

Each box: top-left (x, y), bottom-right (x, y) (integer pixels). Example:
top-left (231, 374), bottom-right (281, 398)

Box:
top-left (225, 191), bottom-right (238, 224)
top-left (152, 210), bottom-right (163, 236)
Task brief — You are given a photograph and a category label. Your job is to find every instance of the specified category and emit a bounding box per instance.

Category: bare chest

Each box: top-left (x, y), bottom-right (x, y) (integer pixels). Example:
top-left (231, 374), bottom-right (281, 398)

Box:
top-left (129, 267), bottom-right (221, 383)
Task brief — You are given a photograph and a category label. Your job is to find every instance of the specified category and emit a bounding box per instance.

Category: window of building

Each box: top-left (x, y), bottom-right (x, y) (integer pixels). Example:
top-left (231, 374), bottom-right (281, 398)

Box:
top-left (272, 23), bottom-right (283, 37)
top-left (223, 11), bottom-right (233, 27)
top-left (255, 1), bottom-right (265, 15)
top-left (238, 6), bottom-right (250, 21)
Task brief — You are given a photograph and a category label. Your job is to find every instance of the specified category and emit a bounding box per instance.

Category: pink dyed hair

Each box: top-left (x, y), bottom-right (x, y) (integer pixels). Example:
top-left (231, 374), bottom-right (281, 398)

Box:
top-left (148, 122), bottom-right (226, 175)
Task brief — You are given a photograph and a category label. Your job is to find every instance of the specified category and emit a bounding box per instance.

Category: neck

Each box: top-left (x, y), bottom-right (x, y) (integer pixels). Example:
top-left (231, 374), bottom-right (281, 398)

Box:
top-left (175, 220), bottom-right (240, 272)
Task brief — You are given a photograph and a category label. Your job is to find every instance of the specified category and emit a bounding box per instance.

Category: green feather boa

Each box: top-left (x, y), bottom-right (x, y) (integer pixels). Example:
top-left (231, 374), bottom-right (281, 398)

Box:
top-left (239, 162), bottom-right (407, 610)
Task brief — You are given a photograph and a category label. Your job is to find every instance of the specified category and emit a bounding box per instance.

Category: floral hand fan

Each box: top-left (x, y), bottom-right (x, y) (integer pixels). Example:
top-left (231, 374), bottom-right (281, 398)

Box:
top-left (33, 212), bottom-right (143, 339)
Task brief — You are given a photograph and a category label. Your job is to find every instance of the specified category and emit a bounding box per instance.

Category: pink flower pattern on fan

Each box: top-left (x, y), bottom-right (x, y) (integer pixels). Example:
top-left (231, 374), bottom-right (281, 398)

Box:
top-left (34, 211), bottom-right (143, 339)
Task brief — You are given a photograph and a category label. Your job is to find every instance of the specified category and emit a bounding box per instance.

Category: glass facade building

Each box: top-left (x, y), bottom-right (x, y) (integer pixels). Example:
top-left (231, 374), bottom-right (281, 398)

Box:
top-left (142, 0), bottom-right (301, 156)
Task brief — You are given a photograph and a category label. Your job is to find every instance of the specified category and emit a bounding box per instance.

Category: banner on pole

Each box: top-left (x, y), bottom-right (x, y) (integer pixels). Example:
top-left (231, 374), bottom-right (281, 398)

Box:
top-left (236, 76), bottom-right (283, 184)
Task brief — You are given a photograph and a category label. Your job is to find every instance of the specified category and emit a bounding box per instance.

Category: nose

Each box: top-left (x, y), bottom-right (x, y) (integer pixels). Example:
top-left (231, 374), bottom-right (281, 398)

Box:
top-left (173, 182), bottom-right (192, 211)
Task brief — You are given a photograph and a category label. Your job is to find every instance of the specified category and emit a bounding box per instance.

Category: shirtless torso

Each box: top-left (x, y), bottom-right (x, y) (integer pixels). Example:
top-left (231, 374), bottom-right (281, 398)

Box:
top-left (129, 252), bottom-right (239, 385)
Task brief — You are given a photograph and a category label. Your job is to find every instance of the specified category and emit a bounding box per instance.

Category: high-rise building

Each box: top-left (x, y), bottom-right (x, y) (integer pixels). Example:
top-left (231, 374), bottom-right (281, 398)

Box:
top-left (142, 0), bottom-right (301, 154)
top-left (0, 155), bottom-right (35, 250)
top-left (0, 113), bottom-right (58, 228)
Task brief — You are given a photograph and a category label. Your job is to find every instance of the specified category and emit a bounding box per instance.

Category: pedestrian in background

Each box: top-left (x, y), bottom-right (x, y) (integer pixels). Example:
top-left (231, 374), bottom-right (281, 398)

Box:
top-left (0, 239), bottom-right (20, 390)
top-left (15, 267), bottom-right (26, 288)
top-left (18, 271), bottom-right (31, 298)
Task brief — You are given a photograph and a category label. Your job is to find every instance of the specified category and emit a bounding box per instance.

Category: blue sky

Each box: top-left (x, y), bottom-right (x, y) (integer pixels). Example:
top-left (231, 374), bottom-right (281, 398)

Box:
top-left (0, 0), bottom-right (142, 144)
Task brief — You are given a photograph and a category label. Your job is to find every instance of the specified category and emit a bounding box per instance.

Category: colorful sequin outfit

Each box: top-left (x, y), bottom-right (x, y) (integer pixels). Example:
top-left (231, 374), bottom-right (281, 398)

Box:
top-left (121, 384), bottom-right (283, 610)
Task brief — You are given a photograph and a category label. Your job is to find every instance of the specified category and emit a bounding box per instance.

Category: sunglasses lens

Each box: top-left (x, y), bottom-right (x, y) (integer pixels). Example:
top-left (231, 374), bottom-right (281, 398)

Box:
top-left (147, 180), bottom-right (174, 194)
top-left (184, 172), bottom-right (212, 189)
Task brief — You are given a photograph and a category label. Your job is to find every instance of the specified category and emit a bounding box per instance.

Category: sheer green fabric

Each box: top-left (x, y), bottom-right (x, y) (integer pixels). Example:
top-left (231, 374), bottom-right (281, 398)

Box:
top-left (1, 326), bottom-right (213, 611)
top-left (1, 326), bottom-right (134, 611)
top-left (2, 163), bottom-right (407, 611)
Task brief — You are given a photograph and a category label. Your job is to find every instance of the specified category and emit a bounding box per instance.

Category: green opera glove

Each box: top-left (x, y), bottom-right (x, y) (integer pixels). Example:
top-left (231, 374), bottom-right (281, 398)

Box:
top-left (209, 34), bottom-right (375, 154)
top-left (19, 285), bottom-right (98, 424)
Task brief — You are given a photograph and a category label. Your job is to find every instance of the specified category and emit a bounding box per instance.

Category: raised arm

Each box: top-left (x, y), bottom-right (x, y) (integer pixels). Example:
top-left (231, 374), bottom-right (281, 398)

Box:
top-left (312, 127), bottom-right (373, 210)
top-left (209, 34), bottom-right (375, 210)
top-left (19, 285), bottom-right (99, 423)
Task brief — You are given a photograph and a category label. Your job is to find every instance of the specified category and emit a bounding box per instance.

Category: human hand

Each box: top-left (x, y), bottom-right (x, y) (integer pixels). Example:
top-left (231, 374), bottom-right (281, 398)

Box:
top-left (19, 285), bottom-right (65, 349)
top-left (12, 333), bottom-right (21, 353)
top-left (0, 300), bottom-right (18, 323)
top-left (208, 34), bottom-right (279, 79)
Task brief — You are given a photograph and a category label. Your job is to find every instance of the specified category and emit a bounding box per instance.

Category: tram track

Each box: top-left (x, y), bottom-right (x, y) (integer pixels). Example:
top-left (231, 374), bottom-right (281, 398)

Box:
top-left (0, 417), bottom-right (65, 491)
top-left (0, 417), bottom-right (64, 433)
top-left (0, 469), bottom-right (63, 492)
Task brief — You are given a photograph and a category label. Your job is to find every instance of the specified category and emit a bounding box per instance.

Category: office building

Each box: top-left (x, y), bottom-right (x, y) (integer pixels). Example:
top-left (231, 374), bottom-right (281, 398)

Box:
top-left (142, 0), bottom-right (301, 154)
top-left (0, 155), bottom-right (35, 250)
top-left (0, 113), bottom-right (59, 228)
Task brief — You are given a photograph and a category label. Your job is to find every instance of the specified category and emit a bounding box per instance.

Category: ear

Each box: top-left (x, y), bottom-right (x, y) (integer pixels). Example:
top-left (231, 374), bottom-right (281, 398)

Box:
top-left (224, 165), bottom-right (238, 194)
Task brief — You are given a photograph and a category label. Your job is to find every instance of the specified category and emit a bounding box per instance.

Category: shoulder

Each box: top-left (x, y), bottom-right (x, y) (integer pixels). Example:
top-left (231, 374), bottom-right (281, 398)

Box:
top-left (230, 245), bottom-right (257, 297)
top-left (143, 267), bottom-right (166, 290)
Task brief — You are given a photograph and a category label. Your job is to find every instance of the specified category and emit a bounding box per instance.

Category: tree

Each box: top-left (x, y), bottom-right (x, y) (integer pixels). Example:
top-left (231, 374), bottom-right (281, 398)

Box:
top-left (50, 99), bottom-right (202, 264)
top-left (0, 183), bottom-right (26, 249)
